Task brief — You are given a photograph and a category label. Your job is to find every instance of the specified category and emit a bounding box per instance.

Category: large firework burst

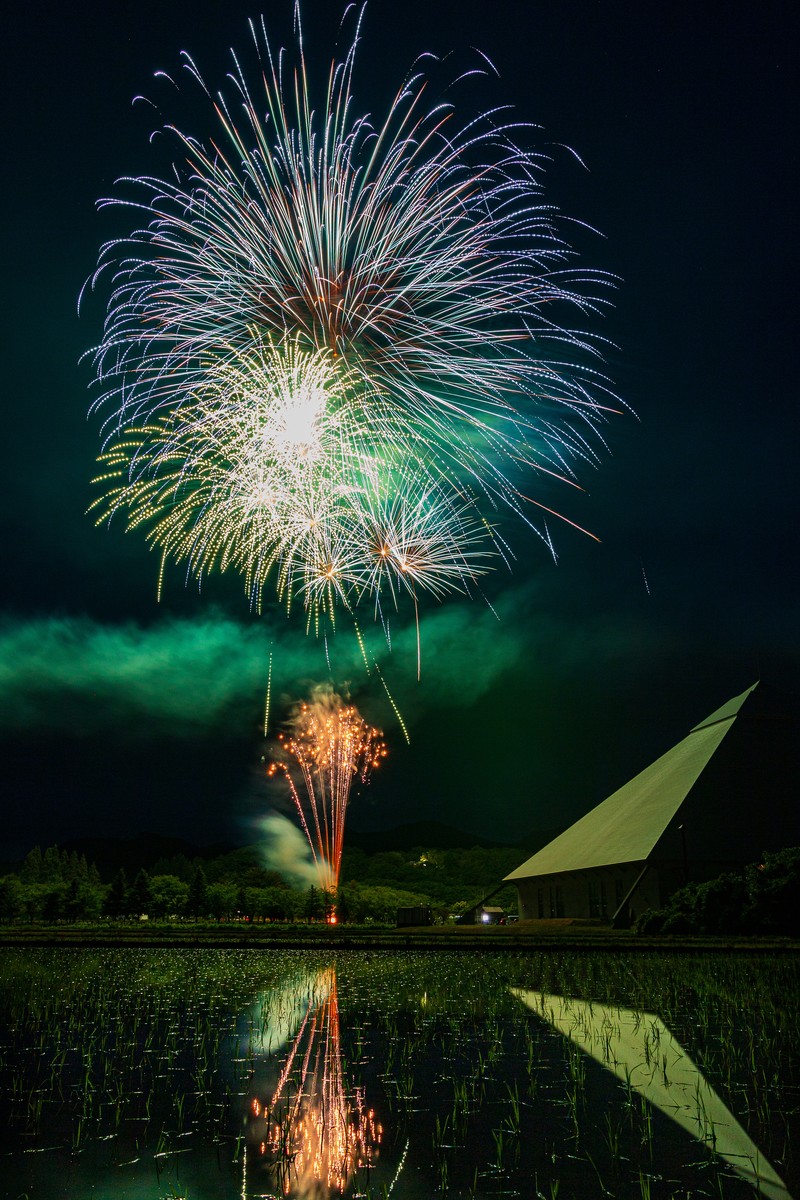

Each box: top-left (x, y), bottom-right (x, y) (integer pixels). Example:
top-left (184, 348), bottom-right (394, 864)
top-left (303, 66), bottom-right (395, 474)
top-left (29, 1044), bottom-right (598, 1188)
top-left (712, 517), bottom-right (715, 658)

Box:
top-left (86, 4), bottom-right (617, 625)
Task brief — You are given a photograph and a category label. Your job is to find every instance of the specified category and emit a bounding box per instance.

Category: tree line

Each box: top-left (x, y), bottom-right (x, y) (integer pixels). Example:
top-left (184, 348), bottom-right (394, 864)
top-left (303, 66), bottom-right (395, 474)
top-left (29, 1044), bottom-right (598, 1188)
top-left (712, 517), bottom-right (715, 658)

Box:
top-left (0, 840), bottom-right (520, 925)
top-left (3, 841), bottom-right (797, 932)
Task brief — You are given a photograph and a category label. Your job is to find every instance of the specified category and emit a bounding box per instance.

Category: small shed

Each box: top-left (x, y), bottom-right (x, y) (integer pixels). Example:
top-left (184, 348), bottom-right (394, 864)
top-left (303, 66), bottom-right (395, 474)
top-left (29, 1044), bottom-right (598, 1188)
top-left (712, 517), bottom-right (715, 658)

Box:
top-left (396, 905), bottom-right (433, 927)
top-left (458, 904), bottom-right (506, 925)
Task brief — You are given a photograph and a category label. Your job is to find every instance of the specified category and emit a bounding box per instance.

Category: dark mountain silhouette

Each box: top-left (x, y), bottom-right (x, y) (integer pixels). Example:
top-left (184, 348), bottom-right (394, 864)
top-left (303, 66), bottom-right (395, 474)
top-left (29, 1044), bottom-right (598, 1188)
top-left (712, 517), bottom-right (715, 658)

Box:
top-left (25, 820), bottom-right (565, 880)
top-left (57, 832), bottom-right (237, 881)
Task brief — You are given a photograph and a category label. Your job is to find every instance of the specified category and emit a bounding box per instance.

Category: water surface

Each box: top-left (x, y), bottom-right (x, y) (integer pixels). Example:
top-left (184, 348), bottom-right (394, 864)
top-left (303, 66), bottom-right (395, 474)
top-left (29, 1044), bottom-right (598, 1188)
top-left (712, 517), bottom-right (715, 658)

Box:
top-left (0, 948), bottom-right (797, 1198)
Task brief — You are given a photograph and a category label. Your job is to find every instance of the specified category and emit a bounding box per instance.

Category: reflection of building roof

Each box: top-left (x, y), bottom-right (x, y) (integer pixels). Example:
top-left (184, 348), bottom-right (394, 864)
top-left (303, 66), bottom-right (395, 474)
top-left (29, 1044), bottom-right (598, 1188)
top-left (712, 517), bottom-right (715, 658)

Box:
top-left (511, 988), bottom-right (791, 1200)
top-left (505, 684), bottom-right (759, 882)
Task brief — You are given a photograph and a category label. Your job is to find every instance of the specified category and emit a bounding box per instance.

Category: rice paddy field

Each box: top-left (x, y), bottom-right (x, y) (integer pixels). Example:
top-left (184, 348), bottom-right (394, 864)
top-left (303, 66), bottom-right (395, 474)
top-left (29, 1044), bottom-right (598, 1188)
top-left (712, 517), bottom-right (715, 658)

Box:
top-left (0, 948), bottom-right (797, 1199)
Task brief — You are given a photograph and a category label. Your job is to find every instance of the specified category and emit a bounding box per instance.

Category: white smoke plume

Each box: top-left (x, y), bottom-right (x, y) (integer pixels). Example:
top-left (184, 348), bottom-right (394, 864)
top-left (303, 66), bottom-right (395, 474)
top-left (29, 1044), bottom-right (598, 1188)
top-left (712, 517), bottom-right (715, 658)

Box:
top-left (256, 811), bottom-right (332, 890)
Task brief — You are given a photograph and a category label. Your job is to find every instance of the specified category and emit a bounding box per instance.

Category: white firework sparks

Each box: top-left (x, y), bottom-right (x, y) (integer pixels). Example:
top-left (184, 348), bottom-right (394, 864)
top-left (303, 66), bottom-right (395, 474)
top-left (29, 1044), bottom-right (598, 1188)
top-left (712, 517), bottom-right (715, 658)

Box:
top-left (86, 4), bottom-right (619, 627)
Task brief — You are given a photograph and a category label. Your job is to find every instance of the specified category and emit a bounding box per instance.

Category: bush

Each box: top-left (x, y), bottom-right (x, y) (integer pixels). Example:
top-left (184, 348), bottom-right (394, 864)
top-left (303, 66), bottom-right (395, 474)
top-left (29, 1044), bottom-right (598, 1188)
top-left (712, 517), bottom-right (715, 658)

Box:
top-left (744, 847), bottom-right (800, 935)
top-left (660, 910), bottom-right (699, 935)
top-left (0, 876), bottom-right (24, 922)
top-left (633, 849), bottom-right (800, 937)
top-left (632, 908), bottom-right (666, 934)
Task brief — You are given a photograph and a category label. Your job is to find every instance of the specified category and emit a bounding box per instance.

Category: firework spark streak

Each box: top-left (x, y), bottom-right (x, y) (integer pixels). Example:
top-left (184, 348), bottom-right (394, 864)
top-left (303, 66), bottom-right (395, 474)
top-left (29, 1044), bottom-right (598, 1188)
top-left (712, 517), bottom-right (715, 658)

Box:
top-left (268, 688), bottom-right (386, 892)
top-left (85, 4), bottom-right (619, 631)
top-left (249, 969), bottom-right (381, 1197)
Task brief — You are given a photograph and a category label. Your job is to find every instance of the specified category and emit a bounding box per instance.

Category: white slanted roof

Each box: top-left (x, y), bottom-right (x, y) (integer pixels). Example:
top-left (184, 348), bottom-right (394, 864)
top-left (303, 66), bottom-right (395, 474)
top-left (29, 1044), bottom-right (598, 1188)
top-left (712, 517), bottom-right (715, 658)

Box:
top-left (505, 683), bottom-right (758, 881)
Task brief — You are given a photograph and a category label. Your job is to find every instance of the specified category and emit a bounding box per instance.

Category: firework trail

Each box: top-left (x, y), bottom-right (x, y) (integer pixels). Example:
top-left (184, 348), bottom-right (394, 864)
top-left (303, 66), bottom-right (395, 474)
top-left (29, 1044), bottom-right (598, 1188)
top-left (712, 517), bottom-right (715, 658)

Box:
top-left (267, 686), bottom-right (386, 893)
top-left (85, 4), bottom-right (618, 633)
top-left (249, 968), bottom-right (382, 1198)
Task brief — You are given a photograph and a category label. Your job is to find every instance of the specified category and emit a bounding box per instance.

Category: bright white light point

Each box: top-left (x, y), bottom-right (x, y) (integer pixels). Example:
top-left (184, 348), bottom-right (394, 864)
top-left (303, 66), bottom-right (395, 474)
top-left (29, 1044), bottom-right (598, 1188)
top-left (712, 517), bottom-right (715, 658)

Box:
top-left (89, 9), bottom-right (618, 635)
top-left (270, 385), bottom-right (327, 461)
top-left (252, 484), bottom-right (276, 507)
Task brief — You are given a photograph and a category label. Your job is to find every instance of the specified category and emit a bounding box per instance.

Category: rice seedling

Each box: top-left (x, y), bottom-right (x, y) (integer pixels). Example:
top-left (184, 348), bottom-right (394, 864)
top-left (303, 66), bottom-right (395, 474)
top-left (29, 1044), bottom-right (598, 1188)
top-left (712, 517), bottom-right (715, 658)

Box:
top-left (0, 947), bottom-right (797, 1197)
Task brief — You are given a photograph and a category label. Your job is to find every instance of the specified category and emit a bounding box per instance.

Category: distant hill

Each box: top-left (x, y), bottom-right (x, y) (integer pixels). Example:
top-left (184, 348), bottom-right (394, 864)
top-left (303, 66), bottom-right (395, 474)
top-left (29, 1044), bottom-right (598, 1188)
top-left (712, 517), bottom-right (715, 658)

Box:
top-left (517, 826), bottom-right (568, 855)
top-left (59, 833), bottom-right (237, 880)
top-left (31, 820), bottom-right (565, 880)
top-left (345, 820), bottom-right (509, 853)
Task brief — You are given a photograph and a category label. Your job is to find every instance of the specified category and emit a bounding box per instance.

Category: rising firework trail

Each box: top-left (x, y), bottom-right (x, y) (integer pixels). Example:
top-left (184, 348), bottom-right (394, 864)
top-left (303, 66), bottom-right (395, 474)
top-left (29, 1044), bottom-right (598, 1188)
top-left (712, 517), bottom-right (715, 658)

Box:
top-left (268, 688), bottom-right (386, 893)
top-left (85, 3), bottom-right (619, 639)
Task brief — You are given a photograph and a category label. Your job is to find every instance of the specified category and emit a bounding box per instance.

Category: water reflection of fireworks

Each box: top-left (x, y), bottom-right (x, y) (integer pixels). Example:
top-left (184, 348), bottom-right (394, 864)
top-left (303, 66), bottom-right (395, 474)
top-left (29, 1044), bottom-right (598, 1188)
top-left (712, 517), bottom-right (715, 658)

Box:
top-left (248, 969), bottom-right (382, 1198)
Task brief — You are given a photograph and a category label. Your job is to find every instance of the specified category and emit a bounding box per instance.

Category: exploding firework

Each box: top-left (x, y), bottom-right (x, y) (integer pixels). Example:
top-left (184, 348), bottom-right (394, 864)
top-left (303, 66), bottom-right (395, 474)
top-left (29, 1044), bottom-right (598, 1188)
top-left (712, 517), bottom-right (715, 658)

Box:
top-left (93, 333), bottom-right (490, 622)
top-left (268, 688), bottom-right (386, 892)
top-left (86, 5), bottom-right (617, 630)
top-left (249, 968), bottom-right (382, 1198)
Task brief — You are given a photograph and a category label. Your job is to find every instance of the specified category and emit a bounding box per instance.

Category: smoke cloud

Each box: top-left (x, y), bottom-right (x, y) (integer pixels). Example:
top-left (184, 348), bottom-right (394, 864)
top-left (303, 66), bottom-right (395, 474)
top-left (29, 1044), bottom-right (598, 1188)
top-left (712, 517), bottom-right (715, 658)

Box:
top-left (0, 584), bottom-right (683, 740)
top-left (255, 811), bottom-right (330, 889)
top-left (0, 597), bottom-right (522, 736)
top-left (0, 614), bottom-right (270, 734)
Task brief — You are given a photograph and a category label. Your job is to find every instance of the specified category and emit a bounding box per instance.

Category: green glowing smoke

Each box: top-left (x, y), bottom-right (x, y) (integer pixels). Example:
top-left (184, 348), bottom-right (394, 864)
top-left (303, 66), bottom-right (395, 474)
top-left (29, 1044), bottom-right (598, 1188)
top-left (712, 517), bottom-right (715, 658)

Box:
top-left (0, 583), bottom-right (679, 742)
top-left (0, 598), bottom-right (523, 736)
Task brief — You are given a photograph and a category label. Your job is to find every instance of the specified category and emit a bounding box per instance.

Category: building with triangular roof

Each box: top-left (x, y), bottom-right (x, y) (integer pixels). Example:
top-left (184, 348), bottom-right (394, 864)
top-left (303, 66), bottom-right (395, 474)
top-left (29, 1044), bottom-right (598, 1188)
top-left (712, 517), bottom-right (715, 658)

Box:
top-left (505, 682), bottom-right (800, 925)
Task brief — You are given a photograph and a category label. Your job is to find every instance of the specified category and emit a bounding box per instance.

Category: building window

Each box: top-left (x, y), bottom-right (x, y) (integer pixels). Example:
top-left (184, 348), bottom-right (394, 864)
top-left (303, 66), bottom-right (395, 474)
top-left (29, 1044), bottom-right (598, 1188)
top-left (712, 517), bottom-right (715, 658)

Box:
top-left (614, 877), bottom-right (624, 910)
top-left (555, 886), bottom-right (564, 918)
top-left (537, 888), bottom-right (544, 918)
top-left (599, 878), bottom-right (608, 918)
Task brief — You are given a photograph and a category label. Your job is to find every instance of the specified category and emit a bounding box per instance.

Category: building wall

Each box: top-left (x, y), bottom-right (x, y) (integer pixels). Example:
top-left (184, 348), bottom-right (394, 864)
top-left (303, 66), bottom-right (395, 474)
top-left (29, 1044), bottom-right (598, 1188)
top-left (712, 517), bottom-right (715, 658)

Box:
top-left (514, 862), bottom-right (663, 923)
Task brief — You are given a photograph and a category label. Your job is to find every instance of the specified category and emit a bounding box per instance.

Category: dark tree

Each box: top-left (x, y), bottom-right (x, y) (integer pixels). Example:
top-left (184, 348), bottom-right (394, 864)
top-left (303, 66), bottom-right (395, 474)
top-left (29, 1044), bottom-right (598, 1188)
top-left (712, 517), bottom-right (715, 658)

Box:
top-left (0, 876), bottom-right (24, 922)
top-left (745, 847), bottom-right (800, 935)
top-left (130, 869), bottom-right (152, 916)
top-left (187, 865), bottom-right (209, 919)
top-left (335, 886), bottom-right (351, 924)
top-left (41, 846), bottom-right (63, 884)
top-left (104, 868), bottom-right (129, 917)
top-left (20, 846), bottom-right (43, 884)
top-left (236, 885), bottom-right (251, 921)
top-left (305, 886), bottom-right (324, 922)
top-left (42, 885), bottom-right (65, 922)
top-left (64, 879), bottom-right (83, 923)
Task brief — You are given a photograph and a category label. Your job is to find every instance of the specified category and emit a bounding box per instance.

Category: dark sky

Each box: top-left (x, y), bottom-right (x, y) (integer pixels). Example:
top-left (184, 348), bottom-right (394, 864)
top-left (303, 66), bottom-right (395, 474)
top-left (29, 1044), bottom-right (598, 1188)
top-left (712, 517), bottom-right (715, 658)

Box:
top-left (3, 0), bottom-right (797, 860)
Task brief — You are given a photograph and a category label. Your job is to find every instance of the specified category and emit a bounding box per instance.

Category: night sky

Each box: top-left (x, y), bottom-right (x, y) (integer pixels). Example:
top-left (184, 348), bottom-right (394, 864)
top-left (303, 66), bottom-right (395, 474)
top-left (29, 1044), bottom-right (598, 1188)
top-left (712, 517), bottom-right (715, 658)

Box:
top-left (3, 0), bottom-right (797, 861)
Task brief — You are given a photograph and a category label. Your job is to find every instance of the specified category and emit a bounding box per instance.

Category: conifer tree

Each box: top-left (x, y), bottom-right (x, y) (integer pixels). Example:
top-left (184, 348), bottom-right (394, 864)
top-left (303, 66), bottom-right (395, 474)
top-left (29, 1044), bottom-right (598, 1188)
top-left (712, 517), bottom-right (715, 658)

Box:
top-left (20, 846), bottom-right (43, 884)
top-left (41, 846), bottom-right (62, 884)
top-left (187, 866), bottom-right (209, 919)
top-left (130, 869), bottom-right (152, 915)
top-left (105, 868), bottom-right (129, 917)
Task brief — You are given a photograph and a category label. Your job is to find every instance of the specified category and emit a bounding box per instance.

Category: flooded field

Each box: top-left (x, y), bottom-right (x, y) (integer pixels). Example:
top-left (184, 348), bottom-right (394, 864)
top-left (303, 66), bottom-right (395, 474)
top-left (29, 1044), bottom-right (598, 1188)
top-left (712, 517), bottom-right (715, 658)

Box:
top-left (0, 948), bottom-right (797, 1198)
